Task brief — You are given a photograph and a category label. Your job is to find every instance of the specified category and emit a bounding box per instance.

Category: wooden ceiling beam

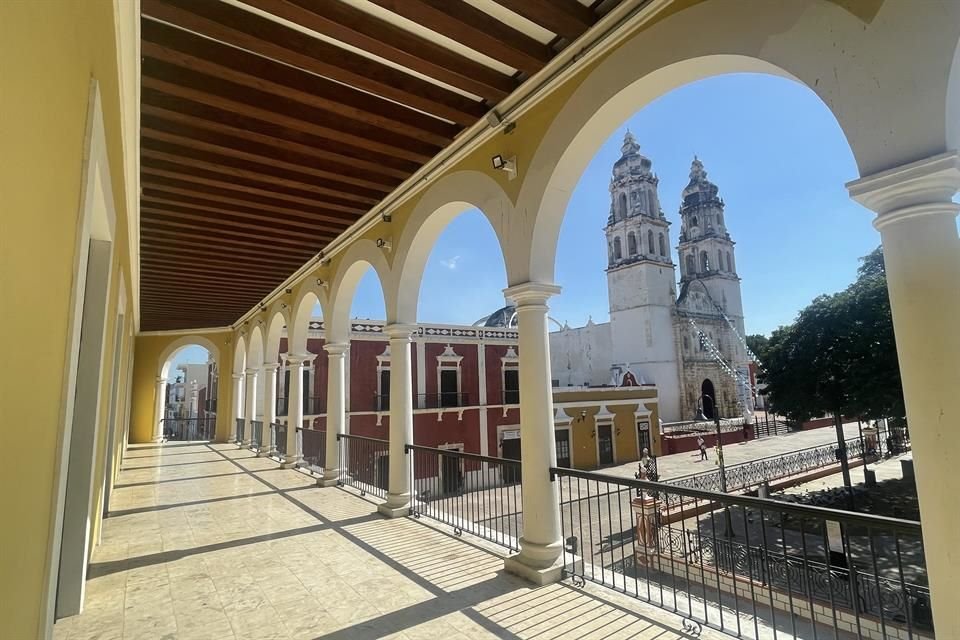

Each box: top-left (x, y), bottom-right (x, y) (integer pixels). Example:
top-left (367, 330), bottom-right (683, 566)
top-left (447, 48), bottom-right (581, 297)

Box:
top-left (141, 59), bottom-right (441, 164)
top-left (489, 0), bottom-right (595, 42)
top-left (141, 280), bottom-right (268, 295)
top-left (140, 215), bottom-right (327, 252)
top-left (140, 264), bottom-right (287, 287)
top-left (140, 174), bottom-right (358, 228)
top-left (141, 248), bottom-right (300, 273)
top-left (141, 223), bottom-right (318, 258)
top-left (140, 19), bottom-right (457, 145)
top-left (140, 238), bottom-right (311, 266)
top-left (140, 299), bottom-right (252, 311)
top-left (141, 116), bottom-right (400, 192)
top-left (141, 201), bottom-right (340, 242)
top-left (141, 103), bottom-right (415, 178)
top-left (141, 138), bottom-right (385, 203)
top-left (243, 0), bottom-right (516, 101)
top-left (140, 156), bottom-right (370, 215)
top-left (141, 188), bottom-right (351, 231)
top-left (367, 0), bottom-right (551, 75)
top-left (141, 0), bottom-right (486, 125)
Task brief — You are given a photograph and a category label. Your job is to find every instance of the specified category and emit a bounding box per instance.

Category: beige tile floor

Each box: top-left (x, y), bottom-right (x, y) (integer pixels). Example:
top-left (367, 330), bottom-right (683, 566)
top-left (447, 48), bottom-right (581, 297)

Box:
top-left (53, 442), bottom-right (729, 640)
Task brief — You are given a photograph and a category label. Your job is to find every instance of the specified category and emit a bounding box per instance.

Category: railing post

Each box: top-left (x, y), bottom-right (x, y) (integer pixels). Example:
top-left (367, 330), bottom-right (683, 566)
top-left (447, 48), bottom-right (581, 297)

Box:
top-left (243, 368), bottom-right (258, 449)
top-left (321, 342), bottom-right (349, 487)
top-left (379, 324), bottom-right (416, 517)
top-left (502, 282), bottom-right (565, 584)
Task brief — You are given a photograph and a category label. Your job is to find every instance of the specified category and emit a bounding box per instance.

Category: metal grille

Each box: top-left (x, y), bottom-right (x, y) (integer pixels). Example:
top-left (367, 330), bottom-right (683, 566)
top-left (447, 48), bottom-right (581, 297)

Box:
top-left (337, 434), bottom-right (389, 499)
top-left (298, 427), bottom-right (326, 474)
top-left (552, 467), bottom-right (932, 640)
top-left (235, 418), bottom-right (245, 444)
top-left (250, 420), bottom-right (264, 450)
top-left (161, 417), bottom-right (216, 441)
top-left (407, 444), bottom-right (522, 551)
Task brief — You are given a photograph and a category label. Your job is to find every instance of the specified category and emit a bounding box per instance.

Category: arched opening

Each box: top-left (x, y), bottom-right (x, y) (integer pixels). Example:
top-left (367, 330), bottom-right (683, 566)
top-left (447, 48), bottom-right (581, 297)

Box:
top-left (685, 253), bottom-right (696, 275)
top-left (627, 232), bottom-right (637, 256)
top-left (617, 192), bottom-right (627, 220)
top-left (613, 236), bottom-right (622, 260)
top-left (701, 379), bottom-right (716, 419)
top-left (647, 229), bottom-right (655, 254)
top-left (158, 338), bottom-right (220, 441)
top-left (700, 251), bottom-right (709, 272)
top-left (659, 232), bottom-right (666, 257)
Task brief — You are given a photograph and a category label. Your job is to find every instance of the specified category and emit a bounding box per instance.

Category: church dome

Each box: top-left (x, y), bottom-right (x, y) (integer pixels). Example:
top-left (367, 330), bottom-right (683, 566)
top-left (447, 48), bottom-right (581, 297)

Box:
top-left (475, 305), bottom-right (518, 328)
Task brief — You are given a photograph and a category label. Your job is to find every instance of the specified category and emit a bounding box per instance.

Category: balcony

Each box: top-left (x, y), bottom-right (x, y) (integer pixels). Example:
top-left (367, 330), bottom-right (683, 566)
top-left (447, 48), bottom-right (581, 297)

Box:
top-left (58, 440), bottom-right (933, 640)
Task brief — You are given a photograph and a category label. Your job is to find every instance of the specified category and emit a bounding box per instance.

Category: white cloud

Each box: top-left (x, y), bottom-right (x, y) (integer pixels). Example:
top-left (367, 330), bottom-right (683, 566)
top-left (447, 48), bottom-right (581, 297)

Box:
top-left (439, 255), bottom-right (461, 270)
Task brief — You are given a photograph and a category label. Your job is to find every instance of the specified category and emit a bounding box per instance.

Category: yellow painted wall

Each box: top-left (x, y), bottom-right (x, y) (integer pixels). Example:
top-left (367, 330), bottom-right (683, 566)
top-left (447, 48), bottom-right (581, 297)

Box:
top-left (129, 333), bottom-right (237, 444)
top-left (0, 1), bottom-right (134, 637)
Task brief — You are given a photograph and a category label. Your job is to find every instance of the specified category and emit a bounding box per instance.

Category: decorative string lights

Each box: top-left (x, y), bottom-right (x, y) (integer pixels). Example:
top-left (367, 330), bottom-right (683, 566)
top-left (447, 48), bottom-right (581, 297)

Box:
top-left (713, 303), bottom-right (768, 374)
top-left (688, 318), bottom-right (752, 414)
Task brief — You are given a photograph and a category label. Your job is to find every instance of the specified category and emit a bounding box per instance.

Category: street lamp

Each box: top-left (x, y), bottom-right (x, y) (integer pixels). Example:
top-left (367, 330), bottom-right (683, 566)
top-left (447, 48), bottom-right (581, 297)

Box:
top-left (697, 393), bottom-right (734, 537)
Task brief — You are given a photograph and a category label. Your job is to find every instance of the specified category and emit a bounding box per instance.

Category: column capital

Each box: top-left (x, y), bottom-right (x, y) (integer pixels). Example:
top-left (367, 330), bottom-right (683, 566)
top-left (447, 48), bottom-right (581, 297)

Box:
top-left (262, 362), bottom-right (280, 372)
top-left (323, 342), bottom-right (350, 355)
top-left (847, 151), bottom-right (960, 230)
top-left (504, 282), bottom-right (562, 306)
top-left (232, 372), bottom-right (244, 380)
top-left (244, 367), bottom-right (259, 376)
top-left (284, 353), bottom-right (314, 365)
top-left (384, 323), bottom-right (417, 340)
top-left (155, 376), bottom-right (165, 384)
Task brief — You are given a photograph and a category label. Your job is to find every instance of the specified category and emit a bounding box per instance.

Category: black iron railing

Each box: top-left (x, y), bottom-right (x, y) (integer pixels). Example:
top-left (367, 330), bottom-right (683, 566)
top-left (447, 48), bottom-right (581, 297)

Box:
top-left (551, 467), bottom-right (932, 640)
top-left (667, 436), bottom-right (868, 494)
top-left (415, 392), bottom-right (471, 409)
top-left (250, 420), bottom-right (264, 450)
top-left (407, 444), bottom-right (522, 551)
top-left (161, 417), bottom-right (216, 441)
top-left (336, 433), bottom-right (389, 499)
top-left (661, 418), bottom-right (750, 437)
top-left (298, 427), bottom-right (326, 474)
top-left (273, 422), bottom-right (288, 458)
top-left (235, 418), bottom-right (245, 444)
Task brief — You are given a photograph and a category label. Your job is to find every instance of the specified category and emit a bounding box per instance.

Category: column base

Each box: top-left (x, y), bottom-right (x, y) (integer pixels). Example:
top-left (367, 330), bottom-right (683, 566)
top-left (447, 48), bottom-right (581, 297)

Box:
top-left (279, 457), bottom-right (300, 469)
top-left (319, 468), bottom-right (343, 487)
top-left (256, 448), bottom-right (273, 458)
top-left (503, 552), bottom-right (570, 586)
top-left (378, 492), bottom-right (411, 518)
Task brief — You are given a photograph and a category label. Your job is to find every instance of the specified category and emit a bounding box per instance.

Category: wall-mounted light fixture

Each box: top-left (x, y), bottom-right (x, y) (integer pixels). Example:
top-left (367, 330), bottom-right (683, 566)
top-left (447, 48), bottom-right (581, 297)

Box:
top-left (491, 154), bottom-right (517, 180)
top-left (376, 237), bottom-right (392, 252)
top-left (316, 278), bottom-right (328, 290)
top-left (381, 211), bottom-right (392, 223)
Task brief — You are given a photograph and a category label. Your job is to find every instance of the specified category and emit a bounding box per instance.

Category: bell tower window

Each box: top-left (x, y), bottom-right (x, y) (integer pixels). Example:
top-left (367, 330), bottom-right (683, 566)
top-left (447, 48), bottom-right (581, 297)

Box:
top-left (627, 232), bottom-right (637, 256)
top-left (618, 192), bottom-right (627, 220)
top-left (613, 236), bottom-right (622, 260)
top-left (658, 233), bottom-right (666, 257)
top-left (647, 230), bottom-right (655, 254)
top-left (700, 251), bottom-right (709, 272)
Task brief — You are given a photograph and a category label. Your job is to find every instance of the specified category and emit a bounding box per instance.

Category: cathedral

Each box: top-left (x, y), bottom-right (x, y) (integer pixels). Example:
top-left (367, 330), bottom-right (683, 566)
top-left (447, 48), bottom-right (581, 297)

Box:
top-left (550, 131), bottom-right (753, 422)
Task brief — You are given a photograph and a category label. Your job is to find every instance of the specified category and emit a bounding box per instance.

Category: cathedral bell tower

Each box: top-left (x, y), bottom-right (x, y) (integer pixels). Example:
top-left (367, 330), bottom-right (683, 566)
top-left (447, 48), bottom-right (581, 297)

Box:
top-left (604, 131), bottom-right (682, 419)
top-left (676, 157), bottom-right (744, 325)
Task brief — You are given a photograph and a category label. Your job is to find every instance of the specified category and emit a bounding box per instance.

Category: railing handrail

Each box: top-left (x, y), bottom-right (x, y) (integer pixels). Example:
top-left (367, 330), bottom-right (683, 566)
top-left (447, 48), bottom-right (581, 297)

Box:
top-left (336, 433), bottom-right (389, 444)
top-left (404, 443), bottom-right (520, 466)
top-left (666, 435), bottom-right (864, 483)
top-left (549, 466), bottom-right (923, 533)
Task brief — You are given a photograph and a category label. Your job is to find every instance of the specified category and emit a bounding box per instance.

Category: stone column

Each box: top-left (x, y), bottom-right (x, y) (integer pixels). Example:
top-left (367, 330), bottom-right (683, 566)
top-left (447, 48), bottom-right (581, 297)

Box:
top-left (379, 324), bottom-right (416, 517)
top-left (282, 354), bottom-right (310, 468)
top-left (848, 151), bottom-right (960, 637)
top-left (243, 368), bottom-right (258, 448)
top-left (230, 373), bottom-right (244, 443)
top-left (321, 342), bottom-right (349, 487)
top-left (503, 282), bottom-right (565, 584)
top-left (259, 363), bottom-right (279, 457)
top-left (153, 376), bottom-right (166, 442)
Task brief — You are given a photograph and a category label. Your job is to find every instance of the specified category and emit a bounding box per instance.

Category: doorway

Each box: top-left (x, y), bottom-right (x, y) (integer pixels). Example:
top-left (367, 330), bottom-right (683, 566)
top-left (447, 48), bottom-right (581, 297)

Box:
top-left (555, 429), bottom-right (571, 468)
top-left (441, 449), bottom-right (463, 494)
top-left (701, 379), bottom-right (716, 419)
top-left (597, 424), bottom-right (614, 466)
top-left (501, 435), bottom-right (521, 484)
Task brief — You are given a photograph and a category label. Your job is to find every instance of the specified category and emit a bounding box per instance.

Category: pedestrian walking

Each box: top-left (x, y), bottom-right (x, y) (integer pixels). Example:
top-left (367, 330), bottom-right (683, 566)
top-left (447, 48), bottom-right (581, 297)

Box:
top-left (697, 435), bottom-right (707, 461)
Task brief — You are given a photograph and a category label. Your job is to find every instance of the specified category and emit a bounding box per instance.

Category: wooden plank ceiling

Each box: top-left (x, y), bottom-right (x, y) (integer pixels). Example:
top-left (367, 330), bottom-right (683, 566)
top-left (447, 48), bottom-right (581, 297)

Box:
top-left (139, 0), bottom-right (622, 331)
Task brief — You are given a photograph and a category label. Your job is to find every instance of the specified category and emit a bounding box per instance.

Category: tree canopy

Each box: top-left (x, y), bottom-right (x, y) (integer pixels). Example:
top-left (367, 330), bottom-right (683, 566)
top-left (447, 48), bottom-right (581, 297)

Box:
top-left (761, 247), bottom-right (904, 422)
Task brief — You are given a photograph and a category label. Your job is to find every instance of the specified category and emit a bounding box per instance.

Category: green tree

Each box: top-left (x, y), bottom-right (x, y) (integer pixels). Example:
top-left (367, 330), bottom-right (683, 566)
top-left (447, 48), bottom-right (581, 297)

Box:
top-left (745, 334), bottom-right (770, 365)
top-left (763, 246), bottom-right (904, 422)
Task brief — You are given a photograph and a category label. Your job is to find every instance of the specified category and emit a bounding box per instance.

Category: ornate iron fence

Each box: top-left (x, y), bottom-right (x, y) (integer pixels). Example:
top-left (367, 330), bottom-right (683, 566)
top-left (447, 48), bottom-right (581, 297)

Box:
top-left (235, 418), bottom-right (245, 444)
top-left (552, 466), bottom-right (933, 640)
top-left (407, 444), bottom-right (522, 551)
top-left (273, 423), bottom-right (288, 458)
top-left (249, 420), bottom-right (264, 450)
top-left (667, 437), bottom-right (866, 494)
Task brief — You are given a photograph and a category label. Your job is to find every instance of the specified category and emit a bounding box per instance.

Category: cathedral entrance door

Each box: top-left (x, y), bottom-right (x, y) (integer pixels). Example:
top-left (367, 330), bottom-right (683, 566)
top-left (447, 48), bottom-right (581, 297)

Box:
top-left (598, 425), bottom-right (614, 466)
top-left (701, 379), bottom-right (716, 419)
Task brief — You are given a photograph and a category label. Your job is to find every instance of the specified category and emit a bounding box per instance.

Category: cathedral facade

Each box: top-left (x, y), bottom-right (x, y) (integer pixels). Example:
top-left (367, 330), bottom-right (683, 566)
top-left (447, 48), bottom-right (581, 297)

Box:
top-left (550, 132), bottom-right (752, 422)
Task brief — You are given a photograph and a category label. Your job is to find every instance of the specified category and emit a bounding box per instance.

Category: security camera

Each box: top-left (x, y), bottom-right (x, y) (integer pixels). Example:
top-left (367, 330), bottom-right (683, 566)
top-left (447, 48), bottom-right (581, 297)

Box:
top-left (376, 237), bottom-right (392, 252)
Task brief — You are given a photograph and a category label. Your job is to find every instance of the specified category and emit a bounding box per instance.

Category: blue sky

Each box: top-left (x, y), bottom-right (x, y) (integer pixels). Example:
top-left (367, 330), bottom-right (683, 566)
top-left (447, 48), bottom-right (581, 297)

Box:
top-left (170, 73), bottom-right (885, 371)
